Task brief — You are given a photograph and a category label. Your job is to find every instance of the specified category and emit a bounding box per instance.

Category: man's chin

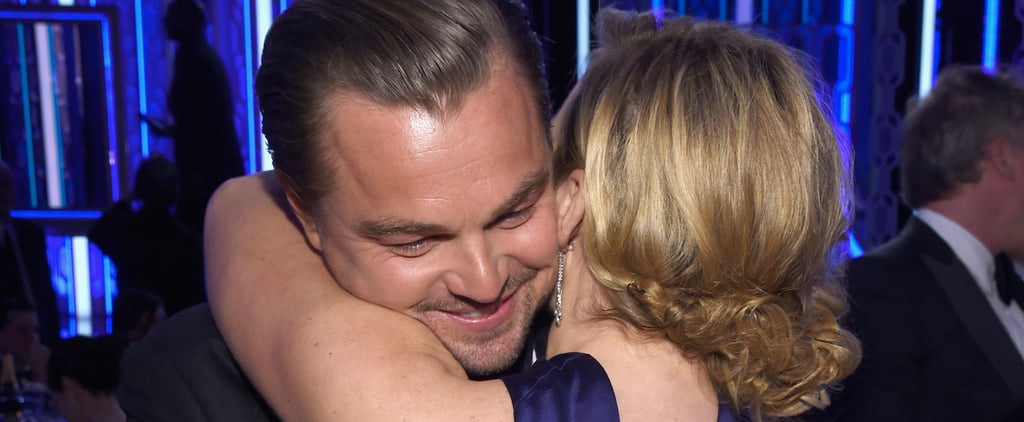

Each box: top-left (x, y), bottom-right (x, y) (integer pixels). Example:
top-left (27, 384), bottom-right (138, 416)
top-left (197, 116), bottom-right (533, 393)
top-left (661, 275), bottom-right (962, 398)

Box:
top-left (447, 336), bottom-right (525, 377)
top-left (422, 273), bottom-right (546, 376)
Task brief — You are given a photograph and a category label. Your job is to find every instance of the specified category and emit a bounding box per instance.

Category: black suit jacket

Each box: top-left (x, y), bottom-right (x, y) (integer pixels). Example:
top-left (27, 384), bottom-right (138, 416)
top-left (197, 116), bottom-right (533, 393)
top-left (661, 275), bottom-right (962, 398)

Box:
top-left (826, 217), bottom-right (1024, 421)
top-left (0, 218), bottom-right (59, 346)
top-left (117, 303), bottom-right (280, 421)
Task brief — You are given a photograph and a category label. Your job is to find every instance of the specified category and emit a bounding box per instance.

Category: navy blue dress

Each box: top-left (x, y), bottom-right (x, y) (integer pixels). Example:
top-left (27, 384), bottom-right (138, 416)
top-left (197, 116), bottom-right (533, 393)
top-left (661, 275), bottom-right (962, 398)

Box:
top-left (502, 352), bottom-right (741, 422)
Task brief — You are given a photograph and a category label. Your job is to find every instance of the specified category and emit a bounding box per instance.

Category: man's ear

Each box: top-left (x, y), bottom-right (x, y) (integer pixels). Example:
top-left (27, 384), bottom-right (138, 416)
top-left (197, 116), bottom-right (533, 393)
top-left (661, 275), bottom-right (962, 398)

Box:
top-left (556, 169), bottom-right (585, 247)
top-left (275, 170), bottom-right (323, 251)
top-left (989, 137), bottom-right (1024, 180)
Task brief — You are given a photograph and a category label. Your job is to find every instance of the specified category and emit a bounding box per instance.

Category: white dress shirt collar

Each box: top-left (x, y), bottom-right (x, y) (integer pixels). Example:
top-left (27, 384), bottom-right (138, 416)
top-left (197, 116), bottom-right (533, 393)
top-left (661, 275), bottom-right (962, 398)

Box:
top-left (915, 208), bottom-right (994, 294)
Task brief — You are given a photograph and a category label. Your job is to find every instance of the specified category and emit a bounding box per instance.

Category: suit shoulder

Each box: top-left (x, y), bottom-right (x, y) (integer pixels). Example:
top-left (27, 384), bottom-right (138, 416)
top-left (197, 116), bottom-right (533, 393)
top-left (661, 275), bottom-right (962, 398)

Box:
top-left (139, 304), bottom-right (220, 348)
top-left (121, 304), bottom-right (224, 372)
top-left (846, 240), bottom-right (930, 298)
top-left (119, 304), bottom-right (278, 421)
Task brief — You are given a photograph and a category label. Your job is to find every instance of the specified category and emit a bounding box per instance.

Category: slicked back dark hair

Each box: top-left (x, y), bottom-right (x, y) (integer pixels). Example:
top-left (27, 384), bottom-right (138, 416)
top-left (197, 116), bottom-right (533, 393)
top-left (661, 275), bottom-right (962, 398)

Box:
top-left (256, 0), bottom-right (549, 208)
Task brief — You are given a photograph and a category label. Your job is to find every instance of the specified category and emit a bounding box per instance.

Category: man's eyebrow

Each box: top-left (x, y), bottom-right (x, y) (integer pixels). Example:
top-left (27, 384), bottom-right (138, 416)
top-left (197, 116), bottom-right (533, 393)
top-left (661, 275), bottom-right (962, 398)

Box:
top-left (356, 168), bottom-right (550, 238)
top-left (488, 168), bottom-right (551, 222)
top-left (356, 219), bottom-right (447, 239)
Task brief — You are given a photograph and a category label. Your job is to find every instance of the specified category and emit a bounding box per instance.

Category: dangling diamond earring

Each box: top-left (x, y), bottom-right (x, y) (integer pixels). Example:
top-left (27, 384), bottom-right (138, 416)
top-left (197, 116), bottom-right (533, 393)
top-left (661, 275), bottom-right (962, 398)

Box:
top-left (554, 250), bottom-right (564, 327)
top-left (554, 242), bottom-right (576, 327)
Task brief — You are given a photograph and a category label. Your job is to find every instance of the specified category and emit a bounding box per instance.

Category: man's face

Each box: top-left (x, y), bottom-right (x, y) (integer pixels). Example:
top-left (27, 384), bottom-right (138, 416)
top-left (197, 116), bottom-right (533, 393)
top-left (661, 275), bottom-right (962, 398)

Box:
top-left (304, 62), bottom-right (557, 376)
top-left (1006, 142), bottom-right (1024, 252)
top-left (0, 310), bottom-right (39, 363)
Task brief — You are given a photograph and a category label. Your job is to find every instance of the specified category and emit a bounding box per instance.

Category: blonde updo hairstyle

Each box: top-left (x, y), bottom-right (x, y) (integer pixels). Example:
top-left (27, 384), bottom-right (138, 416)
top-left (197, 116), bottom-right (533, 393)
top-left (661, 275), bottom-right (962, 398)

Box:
top-left (553, 9), bottom-right (861, 421)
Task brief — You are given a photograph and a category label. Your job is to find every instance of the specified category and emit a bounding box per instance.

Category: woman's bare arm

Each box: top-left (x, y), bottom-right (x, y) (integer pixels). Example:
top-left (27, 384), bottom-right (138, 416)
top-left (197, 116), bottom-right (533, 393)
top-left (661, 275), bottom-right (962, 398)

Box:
top-left (204, 172), bottom-right (512, 421)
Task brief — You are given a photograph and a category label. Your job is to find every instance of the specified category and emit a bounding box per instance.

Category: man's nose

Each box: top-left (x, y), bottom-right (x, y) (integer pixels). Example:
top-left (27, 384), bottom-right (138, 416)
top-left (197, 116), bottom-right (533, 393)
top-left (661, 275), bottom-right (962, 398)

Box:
top-left (446, 236), bottom-right (505, 304)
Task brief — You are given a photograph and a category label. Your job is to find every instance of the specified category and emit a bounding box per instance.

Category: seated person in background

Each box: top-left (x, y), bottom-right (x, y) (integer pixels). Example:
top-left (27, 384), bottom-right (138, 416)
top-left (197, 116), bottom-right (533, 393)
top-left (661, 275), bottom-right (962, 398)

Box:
top-left (203, 6), bottom-right (860, 421)
top-left (0, 298), bottom-right (49, 387)
top-left (0, 160), bottom-right (59, 347)
top-left (47, 336), bottom-right (126, 422)
top-left (111, 289), bottom-right (165, 342)
top-left (88, 155), bottom-right (205, 315)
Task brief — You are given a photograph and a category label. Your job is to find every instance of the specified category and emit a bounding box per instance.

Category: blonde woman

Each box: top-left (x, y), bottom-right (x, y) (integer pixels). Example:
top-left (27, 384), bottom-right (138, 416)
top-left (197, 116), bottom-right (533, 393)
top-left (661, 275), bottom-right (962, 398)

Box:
top-left (201, 7), bottom-right (860, 422)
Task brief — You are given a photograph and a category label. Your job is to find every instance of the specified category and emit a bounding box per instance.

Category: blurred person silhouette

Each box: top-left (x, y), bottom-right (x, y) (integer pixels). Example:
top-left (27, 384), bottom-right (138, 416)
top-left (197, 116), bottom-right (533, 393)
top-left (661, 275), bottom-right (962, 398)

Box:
top-left (141, 0), bottom-right (245, 232)
top-left (111, 289), bottom-right (165, 342)
top-left (88, 155), bottom-right (204, 316)
top-left (47, 336), bottom-right (126, 422)
top-left (0, 160), bottom-right (58, 347)
top-left (0, 298), bottom-right (49, 387)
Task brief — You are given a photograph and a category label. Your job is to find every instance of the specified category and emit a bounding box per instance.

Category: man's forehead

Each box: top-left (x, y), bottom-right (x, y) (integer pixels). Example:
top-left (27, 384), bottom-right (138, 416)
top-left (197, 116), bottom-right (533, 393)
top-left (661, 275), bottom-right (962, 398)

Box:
top-left (325, 60), bottom-right (547, 141)
top-left (310, 61), bottom-right (552, 224)
top-left (322, 75), bottom-right (547, 164)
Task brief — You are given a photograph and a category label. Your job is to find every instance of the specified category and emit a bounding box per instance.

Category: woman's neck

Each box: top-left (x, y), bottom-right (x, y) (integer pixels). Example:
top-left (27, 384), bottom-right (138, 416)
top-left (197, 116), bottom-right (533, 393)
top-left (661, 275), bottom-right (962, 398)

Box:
top-left (547, 247), bottom-right (719, 421)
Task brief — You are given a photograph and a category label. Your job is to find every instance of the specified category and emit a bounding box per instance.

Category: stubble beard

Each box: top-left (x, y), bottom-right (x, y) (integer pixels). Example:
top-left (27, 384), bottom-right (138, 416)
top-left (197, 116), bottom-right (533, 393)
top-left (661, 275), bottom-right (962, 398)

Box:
top-left (418, 267), bottom-right (543, 377)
